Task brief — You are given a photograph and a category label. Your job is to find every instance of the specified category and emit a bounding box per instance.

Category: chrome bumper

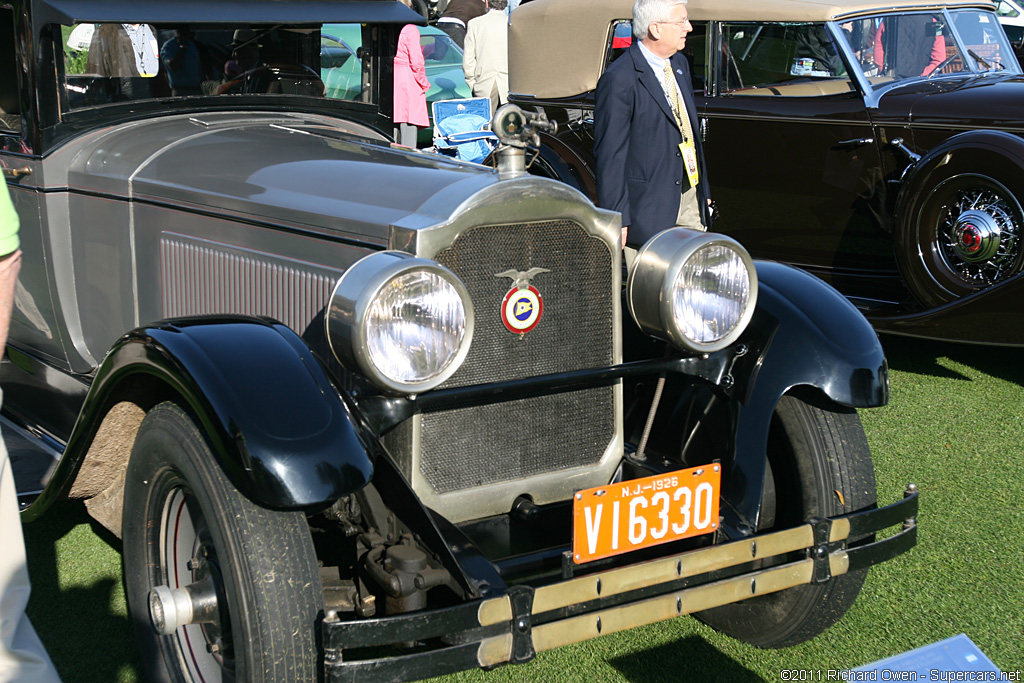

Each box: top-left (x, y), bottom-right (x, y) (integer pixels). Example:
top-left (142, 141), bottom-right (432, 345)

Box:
top-left (324, 485), bottom-right (919, 682)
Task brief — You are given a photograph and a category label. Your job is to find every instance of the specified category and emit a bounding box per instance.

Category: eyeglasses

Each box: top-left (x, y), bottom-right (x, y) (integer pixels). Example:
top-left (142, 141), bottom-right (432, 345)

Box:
top-left (659, 19), bottom-right (692, 28)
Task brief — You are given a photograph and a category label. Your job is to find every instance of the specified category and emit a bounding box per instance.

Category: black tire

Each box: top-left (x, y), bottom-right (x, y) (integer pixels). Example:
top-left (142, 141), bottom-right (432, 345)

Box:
top-left (695, 394), bottom-right (876, 648)
top-left (122, 402), bottom-right (324, 683)
top-left (521, 139), bottom-right (595, 198)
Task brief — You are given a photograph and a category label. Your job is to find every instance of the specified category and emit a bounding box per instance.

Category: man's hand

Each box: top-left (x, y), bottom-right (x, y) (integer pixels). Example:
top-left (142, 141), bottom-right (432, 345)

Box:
top-left (621, 226), bottom-right (628, 249)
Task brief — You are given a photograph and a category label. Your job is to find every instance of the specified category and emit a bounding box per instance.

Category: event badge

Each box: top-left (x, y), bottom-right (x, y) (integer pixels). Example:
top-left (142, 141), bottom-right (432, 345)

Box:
top-left (680, 140), bottom-right (699, 188)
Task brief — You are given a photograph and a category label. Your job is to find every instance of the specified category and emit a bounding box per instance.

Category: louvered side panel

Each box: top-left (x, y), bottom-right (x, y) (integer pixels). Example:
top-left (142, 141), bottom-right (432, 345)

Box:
top-left (160, 236), bottom-right (340, 336)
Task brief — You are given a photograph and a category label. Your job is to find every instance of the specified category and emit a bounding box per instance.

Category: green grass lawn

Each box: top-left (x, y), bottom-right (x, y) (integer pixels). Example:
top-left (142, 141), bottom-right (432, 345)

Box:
top-left (22, 334), bottom-right (1024, 682)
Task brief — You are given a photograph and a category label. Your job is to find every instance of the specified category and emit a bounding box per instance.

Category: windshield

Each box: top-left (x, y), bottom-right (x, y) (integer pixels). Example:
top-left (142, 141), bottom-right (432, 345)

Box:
top-left (996, 1), bottom-right (1021, 19)
top-left (836, 10), bottom-right (1021, 91)
top-left (60, 23), bottom-right (372, 110)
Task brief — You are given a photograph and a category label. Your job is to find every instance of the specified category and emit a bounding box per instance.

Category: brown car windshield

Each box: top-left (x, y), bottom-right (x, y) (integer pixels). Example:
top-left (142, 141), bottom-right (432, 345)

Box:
top-left (837, 9), bottom-right (1020, 90)
top-left (60, 23), bottom-right (371, 110)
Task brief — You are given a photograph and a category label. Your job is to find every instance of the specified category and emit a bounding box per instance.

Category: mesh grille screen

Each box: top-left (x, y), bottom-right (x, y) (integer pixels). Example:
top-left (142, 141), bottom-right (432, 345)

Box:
top-left (419, 220), bottom-right (616, 493)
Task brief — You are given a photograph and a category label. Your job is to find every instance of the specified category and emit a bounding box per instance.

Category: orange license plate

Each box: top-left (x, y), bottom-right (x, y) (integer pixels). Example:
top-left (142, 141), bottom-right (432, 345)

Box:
top-left (572, 465), bottom-right (721, 564)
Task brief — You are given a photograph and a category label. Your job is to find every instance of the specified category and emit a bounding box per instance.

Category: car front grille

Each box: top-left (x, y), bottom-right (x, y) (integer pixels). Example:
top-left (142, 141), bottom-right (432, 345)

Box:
top-left (406, 219), bottom-right (616, 495)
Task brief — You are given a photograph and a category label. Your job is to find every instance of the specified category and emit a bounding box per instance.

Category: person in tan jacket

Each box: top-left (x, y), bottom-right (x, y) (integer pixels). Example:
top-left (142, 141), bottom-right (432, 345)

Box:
top-left (462, 0), bottom-right (509, 112)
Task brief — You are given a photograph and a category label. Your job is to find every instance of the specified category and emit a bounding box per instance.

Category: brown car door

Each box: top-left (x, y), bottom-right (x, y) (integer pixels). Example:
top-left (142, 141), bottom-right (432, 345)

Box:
top-left (697, 21), bottom-right (895, 286)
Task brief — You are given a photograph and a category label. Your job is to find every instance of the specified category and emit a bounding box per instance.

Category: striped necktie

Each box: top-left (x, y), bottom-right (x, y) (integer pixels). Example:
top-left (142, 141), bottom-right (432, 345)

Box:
top-left (663, 62), bottom-right (693, 143)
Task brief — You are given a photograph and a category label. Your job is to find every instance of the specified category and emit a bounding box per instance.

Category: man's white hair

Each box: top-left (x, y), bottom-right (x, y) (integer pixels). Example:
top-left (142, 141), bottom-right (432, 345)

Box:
top-left (633, 0), bottom-right (688, 40)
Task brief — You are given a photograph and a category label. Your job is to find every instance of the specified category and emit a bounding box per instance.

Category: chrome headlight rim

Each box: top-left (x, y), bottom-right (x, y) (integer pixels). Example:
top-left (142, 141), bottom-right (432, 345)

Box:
top-left (627, 228), bottom-right (758, 354)
top-left (326, 251), bottom-right (475, 395)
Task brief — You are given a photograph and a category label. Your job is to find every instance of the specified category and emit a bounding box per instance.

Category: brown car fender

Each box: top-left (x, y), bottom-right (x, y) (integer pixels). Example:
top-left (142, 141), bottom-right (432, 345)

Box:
top-left (892, 129), bottom-right (1024, 305)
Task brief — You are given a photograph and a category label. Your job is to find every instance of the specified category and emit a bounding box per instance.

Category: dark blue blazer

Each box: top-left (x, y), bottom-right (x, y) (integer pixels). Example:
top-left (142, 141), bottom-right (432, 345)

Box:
top-left (594, 43), bottom-right (711, 247)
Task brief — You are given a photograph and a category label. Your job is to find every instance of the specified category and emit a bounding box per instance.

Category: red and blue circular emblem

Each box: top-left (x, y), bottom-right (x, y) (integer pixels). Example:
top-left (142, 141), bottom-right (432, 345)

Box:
top-left (501, 286), bottom-right (544, 334)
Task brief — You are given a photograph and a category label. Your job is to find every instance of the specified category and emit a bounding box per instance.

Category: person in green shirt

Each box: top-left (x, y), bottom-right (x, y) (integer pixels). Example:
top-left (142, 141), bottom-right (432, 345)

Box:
top-left (0, 180), bottom-right (61, 683)
top-left (0, 177), bottom-right (18, 255)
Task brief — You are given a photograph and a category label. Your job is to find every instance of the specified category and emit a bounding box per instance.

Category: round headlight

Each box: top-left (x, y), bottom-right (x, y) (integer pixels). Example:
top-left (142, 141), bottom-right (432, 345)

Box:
top-left (627, 229), bottom-right (757, 353)
top-left (327, 252), bottom-right (474, 394)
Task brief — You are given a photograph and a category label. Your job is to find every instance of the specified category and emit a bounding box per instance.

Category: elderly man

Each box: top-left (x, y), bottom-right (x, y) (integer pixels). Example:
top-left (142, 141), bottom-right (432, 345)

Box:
top-left (594, 0), bottom-right (712, 261)
top-left (463, 0), bottom-right (509, 112)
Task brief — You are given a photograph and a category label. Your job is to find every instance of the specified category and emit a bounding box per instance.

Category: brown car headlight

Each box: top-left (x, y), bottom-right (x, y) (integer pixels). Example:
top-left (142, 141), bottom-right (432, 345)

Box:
top-left (326, 251), bottom-right (474, 394)
top-left (627, 229), bottom-right (757, 353)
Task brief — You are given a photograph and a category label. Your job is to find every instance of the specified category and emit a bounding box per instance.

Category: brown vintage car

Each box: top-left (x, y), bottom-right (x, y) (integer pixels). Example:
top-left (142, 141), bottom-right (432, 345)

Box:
top-left (510, 0), bottom-right (1024, 345)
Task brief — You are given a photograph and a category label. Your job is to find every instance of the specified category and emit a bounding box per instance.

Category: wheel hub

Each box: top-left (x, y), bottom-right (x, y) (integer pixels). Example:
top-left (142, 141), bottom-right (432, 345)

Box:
top-left (951, 209), bottom-right (1003, 263)
top-left (149, 575), bottom-right (222, 635)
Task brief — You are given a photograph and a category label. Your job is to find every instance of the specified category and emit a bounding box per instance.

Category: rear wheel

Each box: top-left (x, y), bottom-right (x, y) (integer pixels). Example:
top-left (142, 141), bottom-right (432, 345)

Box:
top-left (122, 402), bottom-right (323, 682)
top-left (695, 393), bottom-right (876, 648)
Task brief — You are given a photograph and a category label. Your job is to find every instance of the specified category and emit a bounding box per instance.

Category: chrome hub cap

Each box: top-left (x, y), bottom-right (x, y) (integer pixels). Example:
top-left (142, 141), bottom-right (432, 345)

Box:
top-left (157, 487), bottom-right (229, 681)
top-left (937, 185), bottom-right (1022, 286)
top-left (950, 210), bottom-right (1003, 263)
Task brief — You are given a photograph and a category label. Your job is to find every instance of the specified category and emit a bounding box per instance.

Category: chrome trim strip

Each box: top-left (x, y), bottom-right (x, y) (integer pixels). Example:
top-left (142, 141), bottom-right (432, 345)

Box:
top-left (476, 634), bottom-right (514, 668)
top-left (832, 3), bottom-right (992, 21)
top-left (533, 559), bottom-right (818, 653)
top-left (830, 517), bottom-right (852, 543)
top-left (704, 113), bottom-right (873, 126)
top-left (477, 596), bottom-right (513, 627)
top-left (830, 551), bottom-right (851, 576)
top-left (533, 525), bottom-right (816, 614)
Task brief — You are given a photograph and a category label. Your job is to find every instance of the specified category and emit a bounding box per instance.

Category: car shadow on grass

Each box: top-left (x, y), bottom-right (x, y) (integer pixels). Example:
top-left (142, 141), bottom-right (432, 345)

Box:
top-left (880, 334), bottom-right (1024, 387)
top-left (22, 499), bottom-right (142, 683)
top-left (608, 635), bottom-right (763, 682)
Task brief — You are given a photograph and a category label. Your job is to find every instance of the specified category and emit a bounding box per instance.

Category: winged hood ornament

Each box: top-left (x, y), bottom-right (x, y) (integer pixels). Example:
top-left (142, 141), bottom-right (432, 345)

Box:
top-left (495, 267), bottom-right (550, 336)
top-left (495, 267), bottom-right (551, 290)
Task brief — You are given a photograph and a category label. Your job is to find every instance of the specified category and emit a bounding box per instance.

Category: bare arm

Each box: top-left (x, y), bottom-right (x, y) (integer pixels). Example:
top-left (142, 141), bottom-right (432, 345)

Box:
top-left (0, 249), bottom-right (20, 357)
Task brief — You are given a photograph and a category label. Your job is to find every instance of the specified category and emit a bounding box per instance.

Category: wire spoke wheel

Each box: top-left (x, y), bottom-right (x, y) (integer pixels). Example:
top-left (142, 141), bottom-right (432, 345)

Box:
top-left (918, 174), bottom-right (1024, 300)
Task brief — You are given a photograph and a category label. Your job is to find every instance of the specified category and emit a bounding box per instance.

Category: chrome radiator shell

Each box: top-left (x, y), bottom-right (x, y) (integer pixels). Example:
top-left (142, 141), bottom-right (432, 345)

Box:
top-left (386, 178), bottom-right (624, 523)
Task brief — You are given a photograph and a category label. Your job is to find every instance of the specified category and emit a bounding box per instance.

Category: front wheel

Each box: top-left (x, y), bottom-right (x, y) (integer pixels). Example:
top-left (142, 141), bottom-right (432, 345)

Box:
top-left (695, 394), bottom-right (877, 648)
top-left (122, 402), bottom-right (324, 682)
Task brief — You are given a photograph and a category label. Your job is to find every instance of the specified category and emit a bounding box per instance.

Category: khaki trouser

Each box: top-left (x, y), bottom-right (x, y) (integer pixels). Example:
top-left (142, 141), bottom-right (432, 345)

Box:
top-left (0, 395), bottom-right (62, 683)
top-left (675, 185), bottom-right (703, 233)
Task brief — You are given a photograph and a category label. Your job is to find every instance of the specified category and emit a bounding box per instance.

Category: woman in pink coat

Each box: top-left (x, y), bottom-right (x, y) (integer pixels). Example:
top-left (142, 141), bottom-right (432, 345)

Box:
top-left (393, 2), bottom-right (431, 147)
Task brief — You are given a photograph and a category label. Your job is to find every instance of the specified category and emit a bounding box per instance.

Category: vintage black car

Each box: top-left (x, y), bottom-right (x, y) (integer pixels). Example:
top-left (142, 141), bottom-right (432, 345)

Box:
top-left (2, 0), bottom-right (916, 681)
top-left (510, 0), bottom-right (1024, 346)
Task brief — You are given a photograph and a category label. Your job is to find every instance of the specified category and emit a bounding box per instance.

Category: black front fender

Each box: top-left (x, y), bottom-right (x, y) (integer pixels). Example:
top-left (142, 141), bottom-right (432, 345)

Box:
top-left (28, 316), bottom-right (373, 518)
top-left (726, 261), bottom-right (888, 533)
top-left (745, 260), bottom-right (889, 410)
